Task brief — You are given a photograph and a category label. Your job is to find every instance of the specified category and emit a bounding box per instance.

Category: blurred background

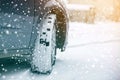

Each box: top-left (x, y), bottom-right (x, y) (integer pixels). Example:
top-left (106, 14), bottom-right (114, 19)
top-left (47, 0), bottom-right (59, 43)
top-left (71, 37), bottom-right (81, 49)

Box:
top-left (66, 0), bottom-right (120, 23)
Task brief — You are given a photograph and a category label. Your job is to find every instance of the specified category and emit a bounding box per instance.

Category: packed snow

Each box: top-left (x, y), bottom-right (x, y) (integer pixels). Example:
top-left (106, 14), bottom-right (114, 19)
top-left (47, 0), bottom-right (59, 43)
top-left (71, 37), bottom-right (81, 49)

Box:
top-left (0, 22), bottom-right (120, 80)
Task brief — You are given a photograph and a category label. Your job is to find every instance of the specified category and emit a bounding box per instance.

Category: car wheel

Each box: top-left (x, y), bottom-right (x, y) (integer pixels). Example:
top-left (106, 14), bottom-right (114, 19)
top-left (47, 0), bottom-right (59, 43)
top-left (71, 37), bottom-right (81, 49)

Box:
top-left (31, 14), bottom-right (57, 74)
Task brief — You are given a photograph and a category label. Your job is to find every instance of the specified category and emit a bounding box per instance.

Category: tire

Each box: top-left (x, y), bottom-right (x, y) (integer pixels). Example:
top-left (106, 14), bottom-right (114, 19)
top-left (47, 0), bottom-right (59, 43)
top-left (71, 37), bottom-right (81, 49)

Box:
top-left (31, 14), bottom-right (57, 74)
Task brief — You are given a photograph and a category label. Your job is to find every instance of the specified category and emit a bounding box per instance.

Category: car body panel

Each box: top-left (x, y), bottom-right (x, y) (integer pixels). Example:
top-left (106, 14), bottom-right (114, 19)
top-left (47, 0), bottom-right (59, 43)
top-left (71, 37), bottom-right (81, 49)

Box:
top-left (0, 0), bottom-right (34, 51)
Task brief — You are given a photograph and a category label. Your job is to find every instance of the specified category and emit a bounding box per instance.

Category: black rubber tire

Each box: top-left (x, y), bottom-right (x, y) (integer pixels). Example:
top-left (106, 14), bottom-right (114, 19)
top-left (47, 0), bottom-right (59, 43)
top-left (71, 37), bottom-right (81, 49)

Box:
top-left (30, 14), bottom-right (57, 74)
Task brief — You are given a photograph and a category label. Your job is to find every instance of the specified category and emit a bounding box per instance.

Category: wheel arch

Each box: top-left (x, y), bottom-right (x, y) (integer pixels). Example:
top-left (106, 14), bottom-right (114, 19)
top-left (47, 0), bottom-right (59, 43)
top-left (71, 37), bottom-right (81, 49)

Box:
top-left (48, 6), bottom-right (67, 50)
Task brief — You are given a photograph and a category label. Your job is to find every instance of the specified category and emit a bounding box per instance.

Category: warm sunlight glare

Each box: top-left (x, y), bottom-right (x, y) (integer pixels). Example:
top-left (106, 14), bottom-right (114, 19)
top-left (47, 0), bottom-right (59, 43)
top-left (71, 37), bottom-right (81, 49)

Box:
top-left (67, 0), bottom-right (120, 21)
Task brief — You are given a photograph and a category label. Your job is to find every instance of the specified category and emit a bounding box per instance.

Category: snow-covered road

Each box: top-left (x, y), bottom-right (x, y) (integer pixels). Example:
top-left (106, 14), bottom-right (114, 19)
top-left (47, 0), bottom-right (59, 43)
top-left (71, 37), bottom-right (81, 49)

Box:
top-left (0, 22), bottom-right (120, 80)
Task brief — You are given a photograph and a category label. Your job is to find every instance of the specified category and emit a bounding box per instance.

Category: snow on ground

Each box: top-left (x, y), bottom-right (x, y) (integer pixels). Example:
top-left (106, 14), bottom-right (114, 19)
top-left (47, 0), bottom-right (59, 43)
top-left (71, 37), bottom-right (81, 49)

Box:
top-left (67, 4), bottom-right (94, 10)
top-left (69, 22), bottom-right (120, 47)
top-left (0, 22), bottom-right (120, 80)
